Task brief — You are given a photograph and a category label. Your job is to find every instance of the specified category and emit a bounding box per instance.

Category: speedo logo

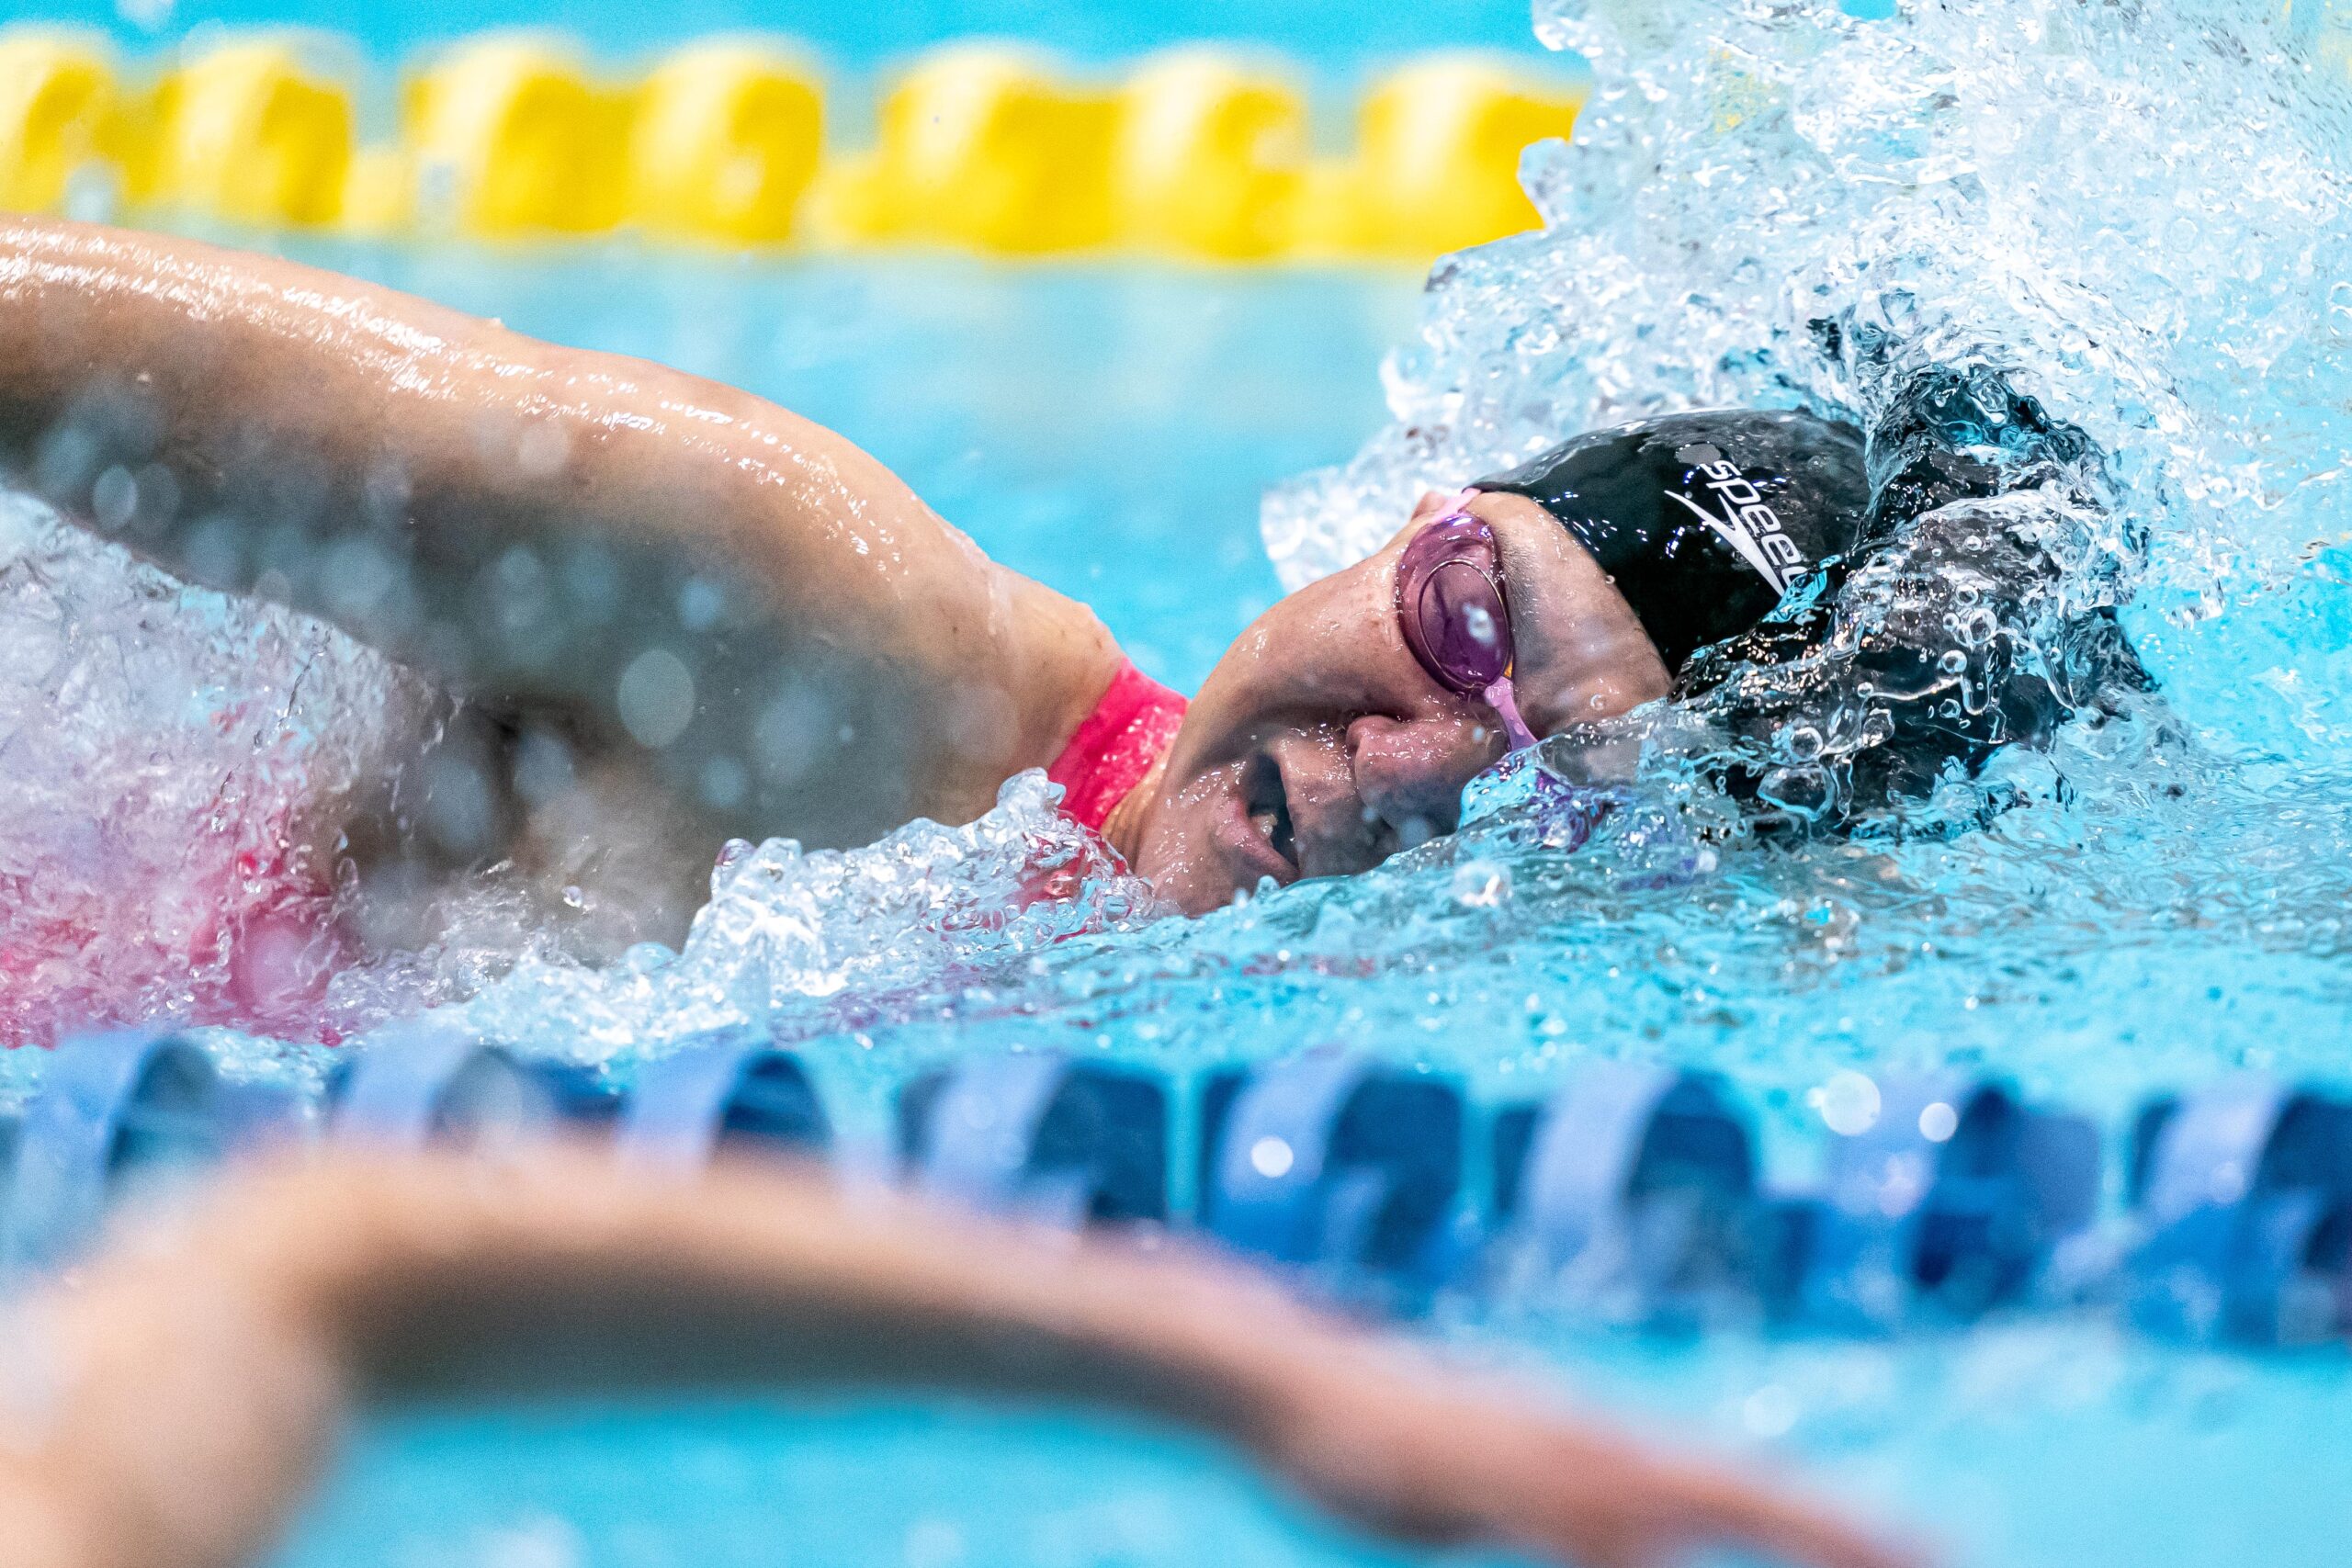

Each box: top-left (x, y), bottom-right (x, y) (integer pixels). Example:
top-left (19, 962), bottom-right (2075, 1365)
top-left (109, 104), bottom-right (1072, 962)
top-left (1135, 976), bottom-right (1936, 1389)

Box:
top-left (1663, 460), bottom-right (1805, 593)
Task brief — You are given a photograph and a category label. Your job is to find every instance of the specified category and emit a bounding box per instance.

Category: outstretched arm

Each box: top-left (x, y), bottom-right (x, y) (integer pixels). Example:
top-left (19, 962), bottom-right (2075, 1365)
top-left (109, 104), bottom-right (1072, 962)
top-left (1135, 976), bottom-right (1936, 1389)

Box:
top-left (0, 1145), bottom-right (1917, 1568)
top-left (0, 217), bottom-right (1121, 839)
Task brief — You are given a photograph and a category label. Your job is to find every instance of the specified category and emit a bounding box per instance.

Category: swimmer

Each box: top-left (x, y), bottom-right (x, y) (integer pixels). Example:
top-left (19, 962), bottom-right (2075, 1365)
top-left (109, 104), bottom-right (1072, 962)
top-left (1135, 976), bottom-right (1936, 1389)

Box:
top-left (0, 219), bottom-right (2141, 935)
top-left (0, 1141), bottom-right (1915, 1568)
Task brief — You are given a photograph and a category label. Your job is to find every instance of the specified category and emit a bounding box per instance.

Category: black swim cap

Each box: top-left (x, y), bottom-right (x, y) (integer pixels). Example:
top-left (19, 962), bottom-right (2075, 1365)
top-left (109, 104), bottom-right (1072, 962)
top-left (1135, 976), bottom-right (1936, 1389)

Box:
top-left (1475, 410), bottom-right (1871, 673)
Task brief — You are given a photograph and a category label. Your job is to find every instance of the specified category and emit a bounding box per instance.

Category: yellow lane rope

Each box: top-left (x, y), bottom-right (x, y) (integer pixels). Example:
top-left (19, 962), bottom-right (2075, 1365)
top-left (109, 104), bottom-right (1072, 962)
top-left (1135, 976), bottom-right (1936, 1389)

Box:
top-left (0, 27), bottom-right (1582, 263)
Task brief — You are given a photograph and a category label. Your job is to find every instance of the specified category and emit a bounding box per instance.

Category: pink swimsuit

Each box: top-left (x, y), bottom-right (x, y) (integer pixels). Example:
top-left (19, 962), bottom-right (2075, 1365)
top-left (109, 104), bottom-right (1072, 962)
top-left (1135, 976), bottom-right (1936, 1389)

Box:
top-left (1046, 660), bottom-right (1189, 832)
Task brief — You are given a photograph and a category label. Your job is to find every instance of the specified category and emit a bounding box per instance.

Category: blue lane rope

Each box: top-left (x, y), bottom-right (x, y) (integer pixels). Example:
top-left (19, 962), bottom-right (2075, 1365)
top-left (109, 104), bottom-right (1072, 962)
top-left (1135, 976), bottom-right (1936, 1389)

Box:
top-left (328, 1023), bottom-right (554, 1149)
top-left (1488, 1065), bottom-right (1755, 1320)
top-left (1199, 1047), bottom-right (1464, 1292)
top-left (901, 1051), bottom-right (1165, 1225)
top-left (1785, 1076), bottom-right (2101, 1328)
top-left (619, 1028), bottom-right (830, 1170)
top-left (11, 1027), bottom-right (2352, 1348)
top-left (3, 1029), bottom-right (221, 1271)
top-left (2125, 1078), bottom-right (2352, 1342)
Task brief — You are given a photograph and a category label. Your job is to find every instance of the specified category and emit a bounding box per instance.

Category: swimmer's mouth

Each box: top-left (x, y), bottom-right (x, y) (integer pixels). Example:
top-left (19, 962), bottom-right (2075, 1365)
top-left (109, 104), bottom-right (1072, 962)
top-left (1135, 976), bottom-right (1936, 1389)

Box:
top-left (1242, 752), bottom-right (1300, 876)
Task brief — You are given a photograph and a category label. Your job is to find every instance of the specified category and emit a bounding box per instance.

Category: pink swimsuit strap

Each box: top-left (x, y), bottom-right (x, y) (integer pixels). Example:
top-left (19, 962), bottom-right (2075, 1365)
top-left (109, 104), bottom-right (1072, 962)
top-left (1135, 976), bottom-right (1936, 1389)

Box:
top-left (1046, 660), bottom-right (1190, 832)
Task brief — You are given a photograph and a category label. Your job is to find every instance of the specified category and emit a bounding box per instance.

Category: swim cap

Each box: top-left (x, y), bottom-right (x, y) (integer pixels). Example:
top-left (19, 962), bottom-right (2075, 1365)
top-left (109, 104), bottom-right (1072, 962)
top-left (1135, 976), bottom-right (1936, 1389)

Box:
top-left (1475, 410), bottom-right (1871, 673)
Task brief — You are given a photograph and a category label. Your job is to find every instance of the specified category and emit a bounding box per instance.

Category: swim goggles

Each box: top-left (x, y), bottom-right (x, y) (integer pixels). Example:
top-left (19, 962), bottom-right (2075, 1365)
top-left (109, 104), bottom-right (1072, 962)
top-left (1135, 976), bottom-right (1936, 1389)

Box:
top-left (1393, 494), bottom-right (1540, 751)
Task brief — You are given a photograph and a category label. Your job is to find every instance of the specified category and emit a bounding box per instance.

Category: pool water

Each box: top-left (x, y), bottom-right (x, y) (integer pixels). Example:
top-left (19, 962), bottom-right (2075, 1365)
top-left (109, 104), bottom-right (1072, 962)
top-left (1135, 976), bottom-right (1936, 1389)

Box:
top-left (15, 0), bottom-right (2352, 1563)
top-left (283, 1398), bottom-right (1463, 1568)
top-left (277, 1342), bottom-right (2352, 1568)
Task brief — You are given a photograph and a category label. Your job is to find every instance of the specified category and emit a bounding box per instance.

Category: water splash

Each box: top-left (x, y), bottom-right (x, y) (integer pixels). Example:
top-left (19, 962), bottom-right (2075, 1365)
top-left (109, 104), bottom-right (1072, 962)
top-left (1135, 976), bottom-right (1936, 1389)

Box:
top-left (0, 473), bottom-right (1157, 1054)
top-left (1270, 0), bottom-right (2352, 626)
top-left (1263, 0), bottom-right (2352, 803)
top-left (442, 772), bottom-right (1161, 1061)
top-left (0, 492), bottom-right (455, 1044)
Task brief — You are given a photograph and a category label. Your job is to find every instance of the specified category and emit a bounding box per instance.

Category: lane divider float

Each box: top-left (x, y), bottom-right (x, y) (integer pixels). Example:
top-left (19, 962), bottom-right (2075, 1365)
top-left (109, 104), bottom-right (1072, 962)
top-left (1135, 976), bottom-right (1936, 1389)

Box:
top-left (17, 1029), bottom-right (2344, 1348)
top-left (1199, 1046), bottom-right (1465, 1295)
top-left (0, 24), bottom-right (1583, 261)
top-left (899, 1050), bottom-right (1167, 1224)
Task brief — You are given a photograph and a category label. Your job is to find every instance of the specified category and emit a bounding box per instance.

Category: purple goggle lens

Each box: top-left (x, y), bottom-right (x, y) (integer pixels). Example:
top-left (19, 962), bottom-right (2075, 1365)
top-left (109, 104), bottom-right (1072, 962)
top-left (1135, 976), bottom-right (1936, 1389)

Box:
top-left (1396, 512), bottom-right (1515, 696)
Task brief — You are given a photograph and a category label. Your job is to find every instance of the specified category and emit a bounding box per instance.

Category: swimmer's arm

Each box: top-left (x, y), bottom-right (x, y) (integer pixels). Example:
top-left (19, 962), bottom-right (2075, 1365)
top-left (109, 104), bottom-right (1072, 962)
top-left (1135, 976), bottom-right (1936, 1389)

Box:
top-left (0, 1145), bottom-right (1917, 1568)
top-left (0, 216), bottom-right (1120, 818)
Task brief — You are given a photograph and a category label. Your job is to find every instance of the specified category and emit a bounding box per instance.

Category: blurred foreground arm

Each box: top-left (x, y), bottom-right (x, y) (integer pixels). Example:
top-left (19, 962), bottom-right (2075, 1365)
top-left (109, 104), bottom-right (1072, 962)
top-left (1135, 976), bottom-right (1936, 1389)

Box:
top-left (0, 1145), bottom-right (1916, 1568)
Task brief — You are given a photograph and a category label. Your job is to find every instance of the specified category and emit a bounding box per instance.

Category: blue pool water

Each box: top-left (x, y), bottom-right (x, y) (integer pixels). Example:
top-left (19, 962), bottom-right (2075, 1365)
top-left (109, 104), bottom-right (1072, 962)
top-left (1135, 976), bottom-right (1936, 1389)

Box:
top-left (14, 0), bottom-right (2352, 1564)
top-left (282, 1399), bottom-right (1458, 1568)
top-left (277, 1350), bottom-right (2352, 1568)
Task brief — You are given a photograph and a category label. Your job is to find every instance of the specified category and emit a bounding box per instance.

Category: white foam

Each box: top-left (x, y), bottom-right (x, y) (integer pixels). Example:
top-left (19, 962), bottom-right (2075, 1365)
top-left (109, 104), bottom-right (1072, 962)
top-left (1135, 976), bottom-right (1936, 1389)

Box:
top-left (0, 491), bottom-right (437, 1043)
top-left (1265, 0), bottom-right (2352, 637)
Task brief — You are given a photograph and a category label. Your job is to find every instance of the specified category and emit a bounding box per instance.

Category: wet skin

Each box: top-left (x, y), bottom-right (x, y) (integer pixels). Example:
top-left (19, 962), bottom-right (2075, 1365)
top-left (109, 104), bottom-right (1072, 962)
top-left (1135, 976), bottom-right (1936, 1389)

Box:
top-left (1115, 488), bottom-right (1672, 916)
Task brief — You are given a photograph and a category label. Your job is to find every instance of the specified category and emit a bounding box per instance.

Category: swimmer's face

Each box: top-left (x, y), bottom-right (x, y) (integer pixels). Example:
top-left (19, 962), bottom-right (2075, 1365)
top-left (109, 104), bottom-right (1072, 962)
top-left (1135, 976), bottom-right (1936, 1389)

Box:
top-left (1128, 491), bottom-right (1673, 915)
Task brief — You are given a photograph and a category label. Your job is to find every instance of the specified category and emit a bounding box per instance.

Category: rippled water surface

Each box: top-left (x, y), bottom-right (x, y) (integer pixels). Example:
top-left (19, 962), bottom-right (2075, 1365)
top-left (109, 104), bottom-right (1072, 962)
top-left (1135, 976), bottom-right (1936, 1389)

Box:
top-left (13, 1), bottom-right (2352, 1564)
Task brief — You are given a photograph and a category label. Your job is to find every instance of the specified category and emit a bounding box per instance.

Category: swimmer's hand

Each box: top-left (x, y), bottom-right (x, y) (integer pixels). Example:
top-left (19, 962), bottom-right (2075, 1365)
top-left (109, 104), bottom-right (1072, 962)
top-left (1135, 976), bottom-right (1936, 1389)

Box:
top-left (1263, 1363), bottom-right (1924, 1568)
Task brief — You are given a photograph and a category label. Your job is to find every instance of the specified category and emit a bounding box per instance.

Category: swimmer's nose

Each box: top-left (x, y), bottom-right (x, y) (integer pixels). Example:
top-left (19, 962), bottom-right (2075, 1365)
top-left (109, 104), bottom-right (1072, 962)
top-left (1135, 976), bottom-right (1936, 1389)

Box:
top-left (1346, 713), bottom-right (1496, 852)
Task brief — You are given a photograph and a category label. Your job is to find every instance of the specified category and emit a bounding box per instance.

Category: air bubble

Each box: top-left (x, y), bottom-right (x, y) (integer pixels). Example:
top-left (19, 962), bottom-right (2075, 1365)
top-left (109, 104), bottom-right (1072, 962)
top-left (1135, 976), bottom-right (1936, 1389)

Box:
top-left (91, 466), bottom-right (138, 532)
top-left (616, 649), bottom-right (696, 749)
top-left (1250, 1135), bottom-right (1296, 1178)
top-left (1812, 1071), bottom-right (1883, 1136)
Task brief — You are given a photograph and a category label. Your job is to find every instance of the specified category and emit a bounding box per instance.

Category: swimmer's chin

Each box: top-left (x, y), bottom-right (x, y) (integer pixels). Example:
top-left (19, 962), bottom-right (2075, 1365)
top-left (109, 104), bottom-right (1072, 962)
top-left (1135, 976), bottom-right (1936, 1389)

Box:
top-left (1116, 762), bottom-right (1296, 918)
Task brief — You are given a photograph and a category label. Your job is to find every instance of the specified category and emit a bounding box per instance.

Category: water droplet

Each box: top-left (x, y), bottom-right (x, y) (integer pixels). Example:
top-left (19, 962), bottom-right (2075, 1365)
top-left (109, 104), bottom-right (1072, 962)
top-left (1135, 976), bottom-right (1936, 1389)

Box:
top-left (677, 575), bottom-right (726, 631)
top-left (1451, 860), bottom-right (1513, 907)
top-left (1811, 1070), bottom-right (1882, 1136)
top-left (1743, 1383), bottom-right (1800, 1438)
top-left (700, 753), bottom-right (750, 810)
top-left (1250, 1136), bottom-right (1295, 1178)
